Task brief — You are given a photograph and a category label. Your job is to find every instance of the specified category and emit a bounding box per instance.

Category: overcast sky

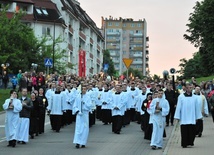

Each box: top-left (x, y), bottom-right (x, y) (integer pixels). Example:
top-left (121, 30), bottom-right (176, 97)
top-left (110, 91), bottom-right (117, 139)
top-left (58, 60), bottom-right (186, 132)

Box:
top-left (78, 0), bottom-right (200, 76)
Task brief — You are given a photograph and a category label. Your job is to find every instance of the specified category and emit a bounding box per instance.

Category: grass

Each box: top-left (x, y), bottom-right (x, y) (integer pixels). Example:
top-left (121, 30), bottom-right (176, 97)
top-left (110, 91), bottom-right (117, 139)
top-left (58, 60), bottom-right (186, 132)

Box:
top-left (0, 89), bottom-right (11, 111)
top-left (195, 75), bottom-right (214, 83)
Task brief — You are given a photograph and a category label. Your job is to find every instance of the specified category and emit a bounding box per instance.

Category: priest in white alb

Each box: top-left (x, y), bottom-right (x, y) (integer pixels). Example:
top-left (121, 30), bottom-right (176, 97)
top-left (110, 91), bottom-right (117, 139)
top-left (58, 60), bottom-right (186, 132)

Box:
top-left (73, 85), bottom-right (92, 148)
top-left (3, 90), bottom-right (22, 147)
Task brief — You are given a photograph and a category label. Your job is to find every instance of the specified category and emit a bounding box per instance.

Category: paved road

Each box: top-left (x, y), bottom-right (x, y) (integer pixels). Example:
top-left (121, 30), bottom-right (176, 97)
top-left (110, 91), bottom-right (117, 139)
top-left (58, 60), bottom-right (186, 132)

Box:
top-left (0, 112), bottom-right (174, 155)
top-left (163, 115), bottom-right (214, 155)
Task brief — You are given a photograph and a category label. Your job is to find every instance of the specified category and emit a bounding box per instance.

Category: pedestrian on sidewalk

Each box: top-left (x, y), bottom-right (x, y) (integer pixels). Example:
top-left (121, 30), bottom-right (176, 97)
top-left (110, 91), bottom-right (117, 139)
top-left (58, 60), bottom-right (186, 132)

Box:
top-left (174, 83), bottom-right (202, 148)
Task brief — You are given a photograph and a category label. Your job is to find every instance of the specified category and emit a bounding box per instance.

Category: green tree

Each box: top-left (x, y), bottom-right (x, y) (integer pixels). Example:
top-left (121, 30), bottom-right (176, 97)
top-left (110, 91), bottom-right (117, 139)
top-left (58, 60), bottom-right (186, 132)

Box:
top-left (184, 0), bottom-right (214, 75)
top-left (123, 67), bottom-right (144, 79)
top-left (178, 52), bottom-right (207, 78)
top-left (103, 50), bottom-right (116, 76)
top-left (0, 7), bottom-right (38, 73)
top-left (0, 7), bottom-right (66, 74)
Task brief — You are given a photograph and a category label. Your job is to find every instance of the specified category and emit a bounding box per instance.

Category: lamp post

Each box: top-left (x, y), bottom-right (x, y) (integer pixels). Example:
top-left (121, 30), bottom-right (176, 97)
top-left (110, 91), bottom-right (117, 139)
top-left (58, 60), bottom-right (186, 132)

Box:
top-left (1, 63), bottom-right (10, 75)
top-left (53, 16), bottom-right (63, 73)
top-left (31, 63), bottom-right (38, 73)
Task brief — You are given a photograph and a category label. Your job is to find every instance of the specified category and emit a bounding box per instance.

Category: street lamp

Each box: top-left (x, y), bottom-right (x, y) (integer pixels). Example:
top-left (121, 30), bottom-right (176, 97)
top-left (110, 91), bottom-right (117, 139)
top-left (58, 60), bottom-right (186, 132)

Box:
top-left (53, 16), bottom-right (63, 73)
top-left (31, 63), bottom-right (38, 72)
top-left (1, 63), bottom-right (10, 75)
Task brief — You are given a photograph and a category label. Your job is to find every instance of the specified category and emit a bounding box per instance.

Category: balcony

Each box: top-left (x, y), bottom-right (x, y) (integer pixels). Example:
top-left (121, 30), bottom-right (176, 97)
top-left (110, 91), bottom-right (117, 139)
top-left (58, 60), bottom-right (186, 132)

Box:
top-left (107, 45), bottom-right (120, 50)
top-left (79, 31), bottom-right (86, 41)
top-left (130, 33), bottom-right (143, 38)
top-left (97, 44), bottom-right (100, 51)
top-left (68, 43), bottom-right (73, 51)
top-left (146, 44), bottom-right (149, 48)
top-left (106, 32), bottom-right (120, 36)
top-left (113, 59), bottom-right (120, 63)
top-left (129, 41), bottom-right (143, 45)
top-left (132, 60), bottom-right (143, 64)
top-left (90, 53), bottom-right (93, 59)
top-left (146, 50), bottom-right (149, 55)
top-left (90, 38), bottom-right (94, 44)
top-left (133, 53), bottom-right (143, 57)
top-left (107, 39), bottom-right (120, 43)
top-left (146, 56), bottom-right (149, 61)
top-left (97, 58), bottom-right (100, 65)
top-left (69, 25), bottom-right (73, 34)
top-left (130, 47), bottom-right (143, 51)
top-left (146, 63), bottom-right (149, 68)
top-left (146, 36), bottom-right (149, 41)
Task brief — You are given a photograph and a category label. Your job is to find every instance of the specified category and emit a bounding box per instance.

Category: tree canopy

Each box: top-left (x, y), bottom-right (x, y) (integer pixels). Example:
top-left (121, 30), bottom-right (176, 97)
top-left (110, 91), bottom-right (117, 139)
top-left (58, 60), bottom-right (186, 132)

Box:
top-left (103, 50), bottom-right (116, 76)
top-left (183, 0), bottom-right (214, 75)
top-left (0, 7), bottom-right (67, 74)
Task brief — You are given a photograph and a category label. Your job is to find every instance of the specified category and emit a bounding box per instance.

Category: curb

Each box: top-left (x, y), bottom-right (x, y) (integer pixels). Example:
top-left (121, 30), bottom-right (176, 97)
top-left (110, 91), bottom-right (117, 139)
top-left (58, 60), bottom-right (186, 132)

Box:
top-left (163, 121), bottom-right (178, 155)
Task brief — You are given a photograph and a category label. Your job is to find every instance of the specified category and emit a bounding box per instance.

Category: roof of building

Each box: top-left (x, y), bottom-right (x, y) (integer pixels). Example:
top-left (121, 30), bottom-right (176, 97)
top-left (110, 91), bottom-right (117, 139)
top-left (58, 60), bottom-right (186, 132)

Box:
top-left (61, 0), bottom-right (104, 40)
top-left (10, 0), bottom-right (34, 3)
top-left (32, 0), bottom-right (64, 24)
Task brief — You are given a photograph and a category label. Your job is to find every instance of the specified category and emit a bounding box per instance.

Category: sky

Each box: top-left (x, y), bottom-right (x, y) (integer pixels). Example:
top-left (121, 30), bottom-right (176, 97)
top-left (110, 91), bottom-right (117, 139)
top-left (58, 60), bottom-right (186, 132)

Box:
top-left (78, 0), bottom-right (200, 77)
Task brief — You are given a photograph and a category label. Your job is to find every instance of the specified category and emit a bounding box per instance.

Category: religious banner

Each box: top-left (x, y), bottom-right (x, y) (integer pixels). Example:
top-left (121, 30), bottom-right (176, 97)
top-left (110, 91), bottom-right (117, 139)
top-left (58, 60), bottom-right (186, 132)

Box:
top-left (78, 50), bottom-right (86, 77)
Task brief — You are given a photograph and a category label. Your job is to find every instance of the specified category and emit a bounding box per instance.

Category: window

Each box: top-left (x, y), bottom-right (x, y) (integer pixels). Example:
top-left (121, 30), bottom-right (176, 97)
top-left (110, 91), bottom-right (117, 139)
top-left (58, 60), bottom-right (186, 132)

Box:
top-left (123, 23), bottom-right (126, 27)
top-left (35, 7), bottom-right (42, 15)
top-left (42, 27), bottom-right (51, 36)
top-left (41, 8), bottom-right (48, 15)
top-left (108, 22), bottom-right (112, 26)
top-left (137, 23), bottom-right (142, 27)
top-left (107, 29), bottom-right (113, 32)
top-left (129, 30), bottom-right (134, 34)
top-left (131, 23), bottom-right (135, 27)
top-left (115, 23), bottom-right (119, 26)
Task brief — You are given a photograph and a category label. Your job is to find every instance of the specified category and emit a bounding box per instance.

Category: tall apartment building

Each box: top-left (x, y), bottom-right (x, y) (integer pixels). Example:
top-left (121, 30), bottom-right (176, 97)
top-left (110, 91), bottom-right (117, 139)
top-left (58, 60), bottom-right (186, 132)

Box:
top-left (101, 16), bottom-right (149, 76)
top-left (1, 0), bottom-right (104, 76)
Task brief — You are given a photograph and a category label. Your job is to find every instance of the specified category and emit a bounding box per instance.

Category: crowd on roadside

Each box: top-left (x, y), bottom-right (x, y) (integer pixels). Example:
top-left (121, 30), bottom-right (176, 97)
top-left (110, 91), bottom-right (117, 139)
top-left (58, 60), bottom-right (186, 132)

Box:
top-left (2, 70), bottom-right (214, 150)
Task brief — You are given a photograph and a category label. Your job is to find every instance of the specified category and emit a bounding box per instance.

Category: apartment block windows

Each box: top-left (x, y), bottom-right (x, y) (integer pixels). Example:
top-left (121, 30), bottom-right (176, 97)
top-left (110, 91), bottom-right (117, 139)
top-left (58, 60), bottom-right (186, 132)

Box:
top-left (115, 23), bottom-right (119, 26)
top-left (108, 22), bottom-right (112, 26)
top-left (42, 27), bottom-right (51, 36)
top-left (131, 23), bottom-right (135, 27)
top-left (123, 23), bottom-right (126, 27)
top-left (129, 30), bottom-right (134, 34)
top-left (137, 23), bottom-right (142, 27)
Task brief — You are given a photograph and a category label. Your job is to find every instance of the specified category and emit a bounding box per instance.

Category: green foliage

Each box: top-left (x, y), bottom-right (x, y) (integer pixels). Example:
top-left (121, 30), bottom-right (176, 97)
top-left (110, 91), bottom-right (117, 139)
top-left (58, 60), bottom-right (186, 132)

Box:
top-left (152, 74), bottom-right (161, 81)
top-left (0, 89), bottom-right (10, 111)
top-left (103, 50), bottom-right (116, 76)
top-left (123, 67), bottom-right (144, 79)
top-left (184, 0), bottom-right (214, 75)
top-left (0, 7), bottom-right (37, 73)
top-left (0, 7), bottom-right (67, 74)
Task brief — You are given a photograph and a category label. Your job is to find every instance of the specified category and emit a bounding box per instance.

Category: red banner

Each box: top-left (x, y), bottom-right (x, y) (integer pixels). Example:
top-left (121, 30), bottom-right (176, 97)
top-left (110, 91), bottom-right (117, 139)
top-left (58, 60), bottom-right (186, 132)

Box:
top-left (78, 50), bottom-right (86, 77)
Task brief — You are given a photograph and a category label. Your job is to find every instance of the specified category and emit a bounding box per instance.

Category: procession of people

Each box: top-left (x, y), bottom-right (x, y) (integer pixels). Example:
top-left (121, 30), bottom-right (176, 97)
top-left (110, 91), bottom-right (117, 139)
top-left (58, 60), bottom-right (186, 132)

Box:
top-left (2, 71), bottom-right (211, 150)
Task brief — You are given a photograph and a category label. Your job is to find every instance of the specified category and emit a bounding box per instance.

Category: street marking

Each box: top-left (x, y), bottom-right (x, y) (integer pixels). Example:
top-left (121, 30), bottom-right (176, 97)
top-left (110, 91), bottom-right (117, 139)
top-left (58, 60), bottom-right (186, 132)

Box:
top-left (0, 137), bottom-right (6, 143)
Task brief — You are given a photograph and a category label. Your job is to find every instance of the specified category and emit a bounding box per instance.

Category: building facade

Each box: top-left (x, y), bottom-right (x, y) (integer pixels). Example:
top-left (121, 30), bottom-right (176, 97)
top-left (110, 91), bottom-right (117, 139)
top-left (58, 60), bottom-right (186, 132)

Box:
top-left (1, 0), bottom-right (104, 76)
top-left (101, 16), bottom-right (149, 76)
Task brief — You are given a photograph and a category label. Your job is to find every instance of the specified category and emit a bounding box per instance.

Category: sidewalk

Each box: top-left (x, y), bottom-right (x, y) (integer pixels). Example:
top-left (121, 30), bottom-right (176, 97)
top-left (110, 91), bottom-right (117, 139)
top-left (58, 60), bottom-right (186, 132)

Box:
top-left (163, 116), bottom-right (214, 155)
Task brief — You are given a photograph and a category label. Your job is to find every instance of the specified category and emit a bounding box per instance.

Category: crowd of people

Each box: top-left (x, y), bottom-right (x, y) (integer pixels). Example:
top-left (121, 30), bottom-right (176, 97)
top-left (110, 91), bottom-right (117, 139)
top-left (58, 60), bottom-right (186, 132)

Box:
top-left (2, 71), bottom-right (213, 150)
